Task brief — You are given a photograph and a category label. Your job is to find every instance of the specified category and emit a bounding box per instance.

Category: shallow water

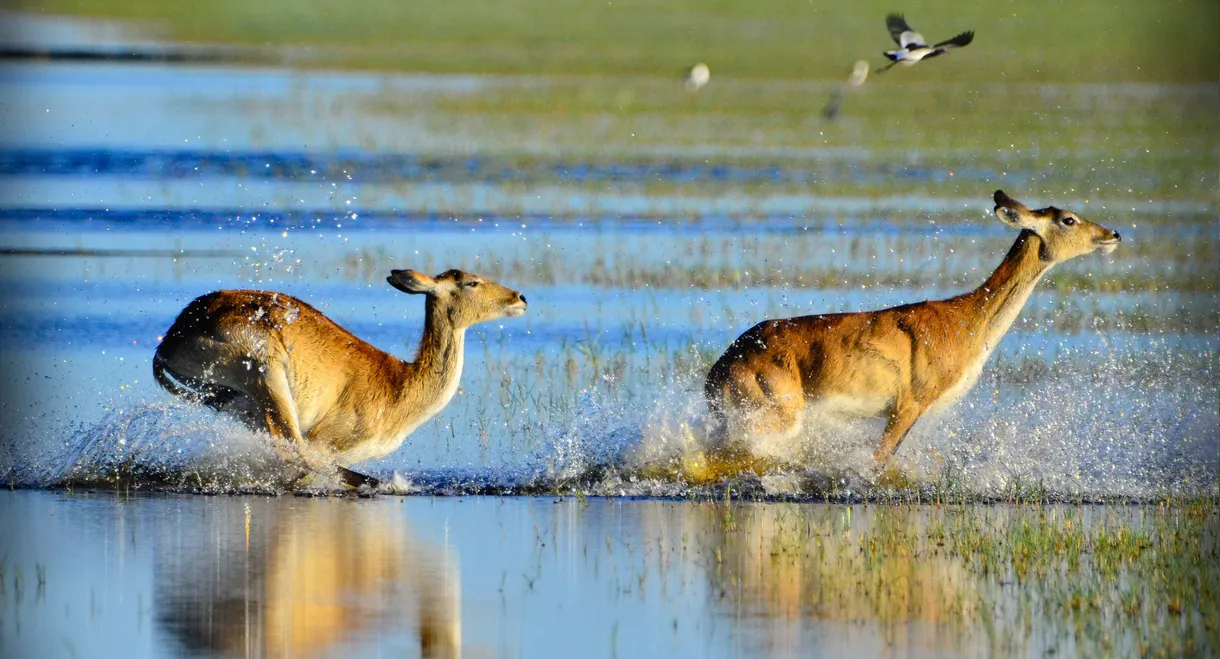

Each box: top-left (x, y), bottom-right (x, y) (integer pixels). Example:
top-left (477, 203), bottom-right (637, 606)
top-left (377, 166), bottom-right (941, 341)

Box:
top-left (5, 490), bottom-right (1214, 659)
top-left (1, 58), bottom-right (1217, 500)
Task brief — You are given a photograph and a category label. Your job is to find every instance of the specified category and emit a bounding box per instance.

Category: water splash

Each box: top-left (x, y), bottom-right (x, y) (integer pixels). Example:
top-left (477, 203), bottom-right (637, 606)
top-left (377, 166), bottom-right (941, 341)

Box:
top-left (13, 403), bottom-right (299, 492)
top-left (510, 343), bottom-right (1218, 501)
top-left (11, 345), bottom-right (1215, 502)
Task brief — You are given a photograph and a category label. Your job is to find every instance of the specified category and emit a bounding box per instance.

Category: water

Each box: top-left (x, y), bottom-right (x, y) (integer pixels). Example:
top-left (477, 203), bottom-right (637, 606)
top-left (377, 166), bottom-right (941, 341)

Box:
top-left (1, 55), bottom-right (1216, 498)
top-left (0, 491), bottom-right (1003, 658)
top-left (7, 490), bottom-right (1213, 659)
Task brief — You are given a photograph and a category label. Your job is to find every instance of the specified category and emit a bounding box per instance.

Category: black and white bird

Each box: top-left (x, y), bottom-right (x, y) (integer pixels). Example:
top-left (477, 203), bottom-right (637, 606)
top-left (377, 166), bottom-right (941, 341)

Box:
top-left (877, 13), bottom-right (973, 73)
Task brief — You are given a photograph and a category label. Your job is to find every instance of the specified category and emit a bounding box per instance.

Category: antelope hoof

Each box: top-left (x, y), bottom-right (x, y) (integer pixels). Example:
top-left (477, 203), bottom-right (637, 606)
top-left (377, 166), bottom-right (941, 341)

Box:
top-left (338, 466), bottom-right (381, 490)
top-left (874, 465), bottom-right (915, 490)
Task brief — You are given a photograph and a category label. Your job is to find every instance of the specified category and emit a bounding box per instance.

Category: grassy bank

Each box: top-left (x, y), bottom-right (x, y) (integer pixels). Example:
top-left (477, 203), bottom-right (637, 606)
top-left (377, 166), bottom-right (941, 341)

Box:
top-left (361, 77), bottom-right (1219, 202)
top-left (11, 2), bottom-right (1218, 204)
top-left (15, 0), bottom-right (1219, 83)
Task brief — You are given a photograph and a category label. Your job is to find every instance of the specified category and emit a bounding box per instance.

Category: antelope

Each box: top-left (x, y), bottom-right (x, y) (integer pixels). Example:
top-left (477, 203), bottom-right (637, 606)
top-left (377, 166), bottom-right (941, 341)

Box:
top-left (703, 191), bottom-right (1121, 475)
top-left (153, 269), bottom-right (527, 487)
top-left (876, 13), bottom-right (974, 73)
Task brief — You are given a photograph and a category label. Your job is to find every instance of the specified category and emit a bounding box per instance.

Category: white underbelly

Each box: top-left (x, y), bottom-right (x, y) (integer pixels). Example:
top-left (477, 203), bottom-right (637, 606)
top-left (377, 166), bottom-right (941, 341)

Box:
top-left (337, 427), bottom-right (416, 465)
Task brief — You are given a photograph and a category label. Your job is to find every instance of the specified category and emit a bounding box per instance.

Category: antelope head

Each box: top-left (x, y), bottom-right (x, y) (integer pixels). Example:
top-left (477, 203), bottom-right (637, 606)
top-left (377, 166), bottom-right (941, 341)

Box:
top-left (993, 190), bottom-right (1122, 263)
top-left (388, 269), bottom-right (528, 328)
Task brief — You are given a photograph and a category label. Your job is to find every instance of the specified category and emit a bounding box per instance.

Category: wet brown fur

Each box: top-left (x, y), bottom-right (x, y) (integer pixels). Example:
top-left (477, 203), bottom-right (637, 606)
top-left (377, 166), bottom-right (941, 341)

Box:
top-left (705, 191), bottom-right (1121, 472)
top-left (153, 269), bottom-right (526, 478)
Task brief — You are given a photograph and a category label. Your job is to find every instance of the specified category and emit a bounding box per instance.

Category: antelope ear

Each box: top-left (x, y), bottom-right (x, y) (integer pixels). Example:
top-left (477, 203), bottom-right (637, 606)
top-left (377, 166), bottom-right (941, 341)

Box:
top-left (993, 190), bottom-right (1038, 230)
top-left (387, 269), bottom-right (438, 295)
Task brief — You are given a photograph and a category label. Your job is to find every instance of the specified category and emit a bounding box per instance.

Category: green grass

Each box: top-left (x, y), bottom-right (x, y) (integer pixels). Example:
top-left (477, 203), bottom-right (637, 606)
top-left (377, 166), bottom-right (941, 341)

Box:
top-left (216, 75), bottom-right (1214, 203)
top-left (21, 2), bottom-right (1217, 204)
top-left (695, 501), bottom-right (1220, 657)
top-left (327, 227), bottom-right (1220, 298)
top-left (406, 77), bottom-right (1217, 154)
top-left (16, 0), bottom-right (1220, 83)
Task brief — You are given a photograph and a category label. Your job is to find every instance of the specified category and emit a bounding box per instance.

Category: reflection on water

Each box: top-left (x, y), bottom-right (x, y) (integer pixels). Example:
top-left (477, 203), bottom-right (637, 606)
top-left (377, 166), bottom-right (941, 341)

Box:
top-left (154, 497), bottom-right (461, 658)
top-left (1, 492), bottom-right (1213, 658)
top-left (641, 503), bottom-right (988, 658)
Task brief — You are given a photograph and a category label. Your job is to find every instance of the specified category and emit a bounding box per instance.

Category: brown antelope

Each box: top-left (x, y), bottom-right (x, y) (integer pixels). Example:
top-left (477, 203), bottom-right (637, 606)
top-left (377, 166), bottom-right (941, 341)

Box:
top-left (703, 190), bottom-right (1121, 475)
top-left (153, 269), bottom-right (527, 486)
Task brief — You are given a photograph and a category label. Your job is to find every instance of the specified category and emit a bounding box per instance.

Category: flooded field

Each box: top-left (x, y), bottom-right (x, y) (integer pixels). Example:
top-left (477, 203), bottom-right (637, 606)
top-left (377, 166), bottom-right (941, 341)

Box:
top-left (1, 5), bottom-right (1218, 655)
top-left (2, 491), bottom-right (1217, 658)
top-left (1, 60), bottom-right (1216, 499)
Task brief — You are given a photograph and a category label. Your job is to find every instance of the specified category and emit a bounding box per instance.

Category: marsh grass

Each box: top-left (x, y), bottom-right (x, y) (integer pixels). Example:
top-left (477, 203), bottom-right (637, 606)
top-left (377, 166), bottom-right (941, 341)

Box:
top-left (300, 76), bottom-right (1220, 207)
top-left (687, 501), bottom-right (1220, 656)
top-left (326, 223), bottom-right (1218, 289)
top-left (309, 224), bottom-right (1220, 337)
top-left (16, 3), bottom-right (1218, 209)
top-left (400, 79), bottom-right (1218, 181)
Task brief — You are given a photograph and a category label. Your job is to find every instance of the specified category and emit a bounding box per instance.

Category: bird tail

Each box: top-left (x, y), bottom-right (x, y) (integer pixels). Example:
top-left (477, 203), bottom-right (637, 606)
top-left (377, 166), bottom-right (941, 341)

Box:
top-left (936, 31), bottom-right (974, 49)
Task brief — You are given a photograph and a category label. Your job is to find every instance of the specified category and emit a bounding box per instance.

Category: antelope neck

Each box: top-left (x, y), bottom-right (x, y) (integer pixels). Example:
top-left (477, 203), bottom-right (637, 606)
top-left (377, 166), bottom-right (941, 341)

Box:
top-left (412, 301), bottom-right (467, 375)
top-left (957, 230), bottom-right (1053, 343)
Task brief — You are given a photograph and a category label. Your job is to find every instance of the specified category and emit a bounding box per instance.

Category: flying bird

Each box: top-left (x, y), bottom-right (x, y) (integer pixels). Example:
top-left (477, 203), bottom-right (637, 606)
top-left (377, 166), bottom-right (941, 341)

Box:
top-left (684, 62), bottom-right (710, 92)
top-left (822, 60), bottom-right (870, 121)
top-left (847, 59), bottom-right (870, 88)
top-left (877, 13), bottom-right (973, 73)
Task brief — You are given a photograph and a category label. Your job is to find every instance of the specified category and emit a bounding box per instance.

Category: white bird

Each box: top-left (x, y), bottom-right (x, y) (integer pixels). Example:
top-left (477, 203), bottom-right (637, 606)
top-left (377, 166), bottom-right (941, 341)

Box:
top-left (877, 13), bottom-right (974, 73)
top-left (847, 59), bottom-right (870, 87)
top-left (822, 59), bottom-right (870, 121)
top-left (684, 62), bottom-right (710, 92)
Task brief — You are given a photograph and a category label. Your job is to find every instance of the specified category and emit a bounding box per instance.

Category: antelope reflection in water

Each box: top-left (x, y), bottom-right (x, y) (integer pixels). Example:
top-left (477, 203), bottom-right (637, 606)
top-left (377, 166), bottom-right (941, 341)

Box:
top-left (643, 503), bottom-right (989, 658)
top-left (155, 498), bottom-right (461, 658)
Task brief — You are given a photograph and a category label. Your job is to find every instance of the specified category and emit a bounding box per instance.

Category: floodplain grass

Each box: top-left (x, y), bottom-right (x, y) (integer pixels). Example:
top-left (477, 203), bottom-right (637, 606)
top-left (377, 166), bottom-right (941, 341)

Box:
top-left (316, 220), bottom-right (1217, 291)
top-left (338, 78), bottom-right (1218, 203)
top-left (15, 0), bottom-right (1220, 84)
top-left (396, 78), bottom-right (1218, 180)
top-left (305, 227), bottom-right (1219, 334)
top-left (15, 2), bottom-right (1220, 208)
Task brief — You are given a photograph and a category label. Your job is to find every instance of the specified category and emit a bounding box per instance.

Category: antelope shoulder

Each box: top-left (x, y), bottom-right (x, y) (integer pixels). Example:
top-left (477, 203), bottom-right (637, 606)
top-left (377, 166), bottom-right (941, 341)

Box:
top-left (925, 347), bottom-right (994, 416)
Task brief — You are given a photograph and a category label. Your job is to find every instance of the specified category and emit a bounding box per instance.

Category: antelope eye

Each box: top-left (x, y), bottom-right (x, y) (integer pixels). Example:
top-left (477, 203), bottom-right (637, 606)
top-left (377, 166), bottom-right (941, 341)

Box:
top-left (1062, 216), bottom-right (1077, 226)
top-left (465, 280), bottom-right (481, 288)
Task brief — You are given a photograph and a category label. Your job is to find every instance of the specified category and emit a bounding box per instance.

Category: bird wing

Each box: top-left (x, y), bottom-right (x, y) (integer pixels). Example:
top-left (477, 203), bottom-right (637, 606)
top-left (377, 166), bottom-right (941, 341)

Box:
top-left (933, 31), bottom-right (974, 50)
top-left (885, 14), bottom-right (910, 44)
top-left (886, 13), bottom-right (925, 47)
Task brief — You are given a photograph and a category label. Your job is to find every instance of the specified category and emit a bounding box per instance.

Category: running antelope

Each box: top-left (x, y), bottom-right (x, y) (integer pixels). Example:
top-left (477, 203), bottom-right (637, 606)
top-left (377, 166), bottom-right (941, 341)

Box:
top-left (704, 191), bottom-right (1120, 473)
top-left (877, 13), bottom-right (974, 73)
top-left (153, 269), bottom-right (527, 486)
